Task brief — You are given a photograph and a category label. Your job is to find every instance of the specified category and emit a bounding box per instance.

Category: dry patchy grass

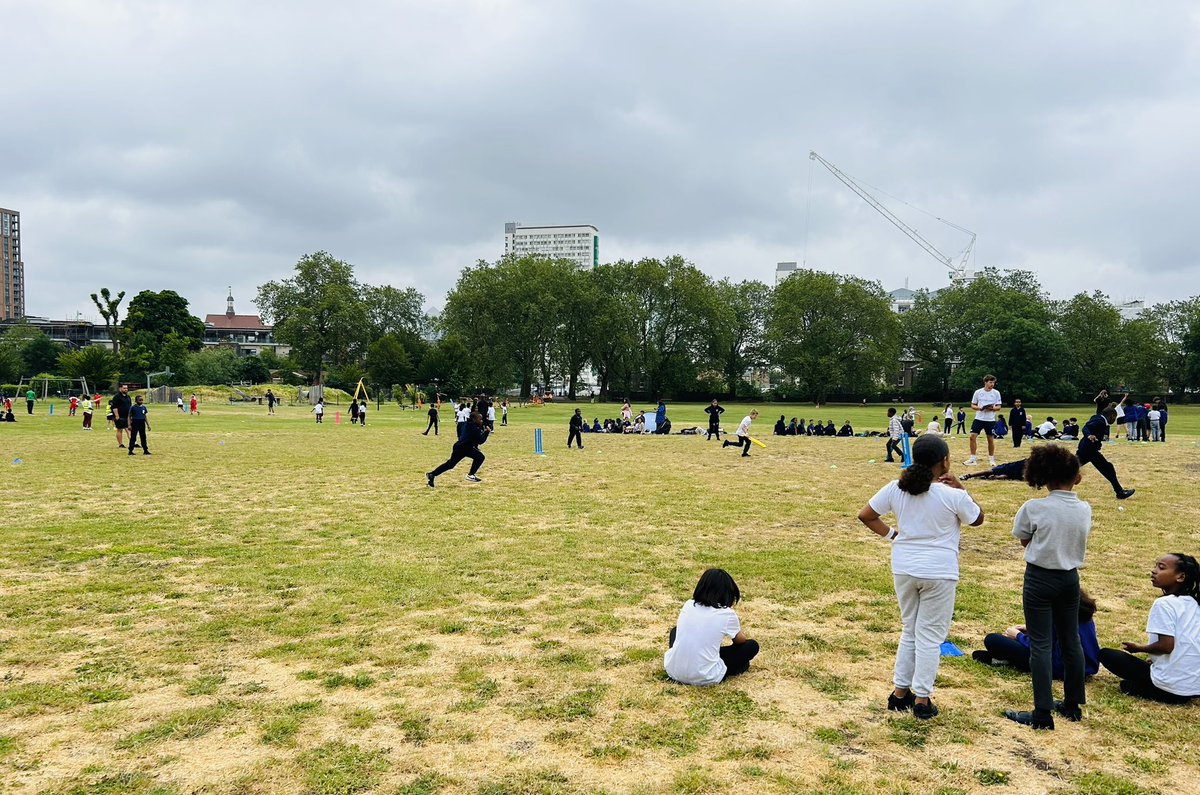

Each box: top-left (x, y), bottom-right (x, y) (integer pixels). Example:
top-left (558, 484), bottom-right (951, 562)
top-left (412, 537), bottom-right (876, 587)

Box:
top-left (0, 399), bottom-right (1198, 794)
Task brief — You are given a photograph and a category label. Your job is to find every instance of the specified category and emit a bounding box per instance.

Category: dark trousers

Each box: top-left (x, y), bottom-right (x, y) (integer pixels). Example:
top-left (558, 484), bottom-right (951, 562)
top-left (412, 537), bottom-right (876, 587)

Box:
top-left (1022, 564), bottom-right (1085, 713)
top-left (568, 427), bottom-right (583, 448)
top-left (128, 421), bottom-right (149, 453)
top-left (26, 400), bottom-right (34, 414)
top-left (359, 414), bottom-right (366, 426)
top-left (457, 421), bottom-right (466, 440)
top-left (1013, 427), bottom-right (1023, 448)
top-left (501, 414), bottom-right (507, 426)
top-left (424, 417), bottom-right (438, 435)
top-left (431, 446), bottom-right (484, 478)
top-left (983, 634), bottom-right (1031, 672)
top-left (955, 420), bottom-right (965, 433)
top-left (669, 627), bottom-right (759, 680)
top-left (943, 419), bottom-right (952, 434)
top-left (83, 413), bottom-right (93, 429)
top-left (707, 422), bottom-right (721, 440)
top-left (1077, 446), bottom-right (1124, 495)
top-left (1099, 648), bottom-right (1194, 704)
top-left (1159, 421), bottom-right (1166, 441)
top-left (724, 435), bottom-right (751, 455)
top-left (885, 437), bottom-right (902, 462)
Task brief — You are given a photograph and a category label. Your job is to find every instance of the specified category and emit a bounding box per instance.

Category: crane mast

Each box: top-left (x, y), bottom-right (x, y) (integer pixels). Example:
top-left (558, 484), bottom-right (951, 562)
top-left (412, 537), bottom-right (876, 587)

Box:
top-left (808, 151), bottom-right (976, 284)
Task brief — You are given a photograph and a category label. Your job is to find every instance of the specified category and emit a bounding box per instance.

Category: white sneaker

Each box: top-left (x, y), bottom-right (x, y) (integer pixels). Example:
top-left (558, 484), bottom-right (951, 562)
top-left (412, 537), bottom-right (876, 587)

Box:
top-left (465, 474), bottom-right (482, 483)
top-left (964, 456), bottom-right (977, 466)
top-left (989, 457), bottom-right (997, 466)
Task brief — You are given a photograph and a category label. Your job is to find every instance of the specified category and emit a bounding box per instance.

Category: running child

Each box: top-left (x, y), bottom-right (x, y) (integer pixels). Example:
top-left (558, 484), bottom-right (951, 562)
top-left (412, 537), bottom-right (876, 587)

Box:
top-left (312, 399), bottom-right (324, 423)
top-left (663, 568), bottom-right (759, 685)
top-left (722, 410), bottom-right (758, 457)
top-left (857, 434), bottom-right (984, 719)
top-left (1003, 444), bottom-right (1091, 730)
top-left (1077, 408), bottom-right (1134, 499)
top-left (427, 411), bottom-right (491, 487)
top-left (884, 407), bottom-right (904, 463)
top-left (1099, 553), bottom-right (1200, 703)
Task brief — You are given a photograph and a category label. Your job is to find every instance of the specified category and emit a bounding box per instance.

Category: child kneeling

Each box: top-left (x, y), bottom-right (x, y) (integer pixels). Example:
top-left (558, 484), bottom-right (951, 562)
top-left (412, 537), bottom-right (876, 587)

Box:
top-left (664, 568), bottom-right (759, 685)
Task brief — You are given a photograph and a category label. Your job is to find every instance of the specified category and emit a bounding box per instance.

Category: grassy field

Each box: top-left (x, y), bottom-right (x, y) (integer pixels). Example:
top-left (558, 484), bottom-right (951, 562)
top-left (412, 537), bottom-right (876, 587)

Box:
top-left (1, 398), bottom-right (1198, 795)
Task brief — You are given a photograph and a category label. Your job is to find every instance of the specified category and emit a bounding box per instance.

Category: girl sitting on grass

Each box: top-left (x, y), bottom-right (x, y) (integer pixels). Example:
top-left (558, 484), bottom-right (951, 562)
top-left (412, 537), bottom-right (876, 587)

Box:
top-left (858, 434), bottom-right (984, 720)
top-left (664, 568), bottom-right (759, 685)
top-left (1099, 553), bottom-right (1200, 703)
top-left (972, 589), bottom-right (1100, 679)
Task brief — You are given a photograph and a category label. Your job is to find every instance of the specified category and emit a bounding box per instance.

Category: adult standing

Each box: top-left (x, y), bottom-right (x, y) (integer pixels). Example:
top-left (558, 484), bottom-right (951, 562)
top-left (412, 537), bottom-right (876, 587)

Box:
top-left (111, 384), bottom-right (132, 450)
top-left (266, 389), bottom-right (276, 415)
top-left (25, 386), bottom-right (35, 415)
top-left (127, 394), bottom-right (151, 456)
top-left (705, 399), bottom-right (725, 441)
top-left (858, 434), bottom-right (984, 720)
top-left (943, 404), bottom-right (954, 435)
top-left (1009, 399), bottom-right (1027, 449)
top-left (964, 375), bottom-right (1002, 467)
top-left (656, 400), bottom-right (668, 431)
top-left (427, 411), bottom-right (491, 487)
top-left (1156, 399), bottom-right (1168, 442)
top-left (1077, 409), bottom-right (1135, 500)
top-left (423, 403), bottom-right (439, 436)
top-left (568, 408), bottom-right (584, 449)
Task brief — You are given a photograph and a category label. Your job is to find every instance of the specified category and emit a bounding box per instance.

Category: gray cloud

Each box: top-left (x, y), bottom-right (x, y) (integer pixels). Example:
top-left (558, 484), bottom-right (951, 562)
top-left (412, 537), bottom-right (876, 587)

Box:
top-left (4, 0), bottom-right (1198, 322)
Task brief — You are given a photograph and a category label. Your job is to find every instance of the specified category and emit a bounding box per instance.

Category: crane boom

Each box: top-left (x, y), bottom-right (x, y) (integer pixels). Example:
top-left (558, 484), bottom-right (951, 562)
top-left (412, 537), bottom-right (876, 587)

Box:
top-left (809, 151), bottom-right (976, 284)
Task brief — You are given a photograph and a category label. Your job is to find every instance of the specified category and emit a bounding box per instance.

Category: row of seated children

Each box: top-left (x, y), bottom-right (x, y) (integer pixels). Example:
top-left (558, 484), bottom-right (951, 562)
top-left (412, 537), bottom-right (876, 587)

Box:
top-left (773, 416), bottom-right (854, 437)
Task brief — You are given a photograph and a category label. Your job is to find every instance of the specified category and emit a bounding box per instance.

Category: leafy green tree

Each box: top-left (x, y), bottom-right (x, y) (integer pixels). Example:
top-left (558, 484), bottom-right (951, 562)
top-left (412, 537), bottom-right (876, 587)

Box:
top-left (955, 315), bottom-right (1074, 401)
top-left (588, 263), bottom-right (639, 399)
top-left (237, 355), bottom-right (271, 384)
top-left (57, 346), bottom-right (120, 391)
top-left (1138, 299), bottom-right (1199, 396)
top-left (766, 270), bottom-right (900, 402)
top-left (551, 268), bottom-right (602, 399)
top-left (187, 348), bottom-right (239, 385)
top-left (711, 279), bottom-right (770, 398)
top-left (158, 333), bottom-right (193, 384)
top-left (365, 335), bottom-right (413, 393)
top-left (900, 289), bottom-right (958, 398)
top-left (1054, 292), bottom-right (1123, 395)
top-left (417, 336), bottom-right (471, 397)
top-left (256, 252), bottom-right (370, 382)
top-left (363, 285), bottom-right (425, 342)
top-left (122, 290), bottom-right (206, 361)
top-left (90, 288), bottom-right (126, 353)
top-left (0, 339), bottom-right (24, 383)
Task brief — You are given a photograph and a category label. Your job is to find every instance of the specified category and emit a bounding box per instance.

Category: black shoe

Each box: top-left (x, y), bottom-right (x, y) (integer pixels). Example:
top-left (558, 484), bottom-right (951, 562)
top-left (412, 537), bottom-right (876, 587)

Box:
top-left (913, 701), bottom-right (939, 720)
top-left (127, 452), bottom-right (134, 457)
top-left (1054, 701), bottom-right (1083, 722)
top-left (142, 451), bottom-right (151, 456)
top-left (887, 692), bottom-right (914, 712)
top-left (742, 453), bottom-right (750, 457)
top-left (426, 472), bottom-right (435, 489)
top-left (1005, 710), bottom-right (1054, 730)
top-left (1117, 489), bottom-right (1135, 500)
top-left (119, 444), bottom-right (126, 448)
top-left (971, 650), bottom-right (994, 665)
top-left (884, 458), bottom-right (896, 463)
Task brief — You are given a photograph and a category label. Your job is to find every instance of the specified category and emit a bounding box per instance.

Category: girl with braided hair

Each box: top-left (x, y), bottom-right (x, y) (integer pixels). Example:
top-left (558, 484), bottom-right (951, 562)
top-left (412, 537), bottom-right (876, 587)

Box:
top-left (1099, 553), bottom-right (1200, 703)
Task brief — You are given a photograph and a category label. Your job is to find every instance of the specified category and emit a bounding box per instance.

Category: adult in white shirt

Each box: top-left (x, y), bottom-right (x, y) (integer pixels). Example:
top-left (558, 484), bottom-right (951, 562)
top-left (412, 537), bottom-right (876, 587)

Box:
top-left (858, 434), bottom-right (984, 719)
top-left (664, 568), bottom-right (759, 685)
top-left (964, 374), bottom-right (1002, 467)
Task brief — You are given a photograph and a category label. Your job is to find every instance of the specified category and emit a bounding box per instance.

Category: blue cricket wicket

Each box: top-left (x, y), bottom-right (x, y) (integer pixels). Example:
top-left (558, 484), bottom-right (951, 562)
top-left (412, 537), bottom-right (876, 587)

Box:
top-left (534, 427), bottom-right (544, 455)
top-left (900, 434), bottom-right (913, 468)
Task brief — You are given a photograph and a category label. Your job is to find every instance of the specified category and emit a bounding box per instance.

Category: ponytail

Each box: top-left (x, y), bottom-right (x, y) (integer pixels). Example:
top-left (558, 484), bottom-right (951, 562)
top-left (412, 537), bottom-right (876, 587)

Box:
top-left (1169, 553), bottom-right (1200, 604)
top-left (898, 462), bottom-right (935, 495)
top-left (897, 434), bottom-right (949, 495)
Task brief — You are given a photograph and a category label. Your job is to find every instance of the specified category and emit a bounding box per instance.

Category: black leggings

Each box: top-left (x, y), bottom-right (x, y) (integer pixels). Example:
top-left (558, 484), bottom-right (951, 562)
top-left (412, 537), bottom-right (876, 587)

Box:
top-left (669, 627), bottom-right (759, 680)
top-left (128, 422), bottom-right (148, 453)
top-left (885, 437), bottom-right (902, 461)
top-left (983, 634), bottom-right (1032, 672)
top-left (707, 422), bottom-right (721, 440)
top-left (1077, 447), bottom-right (1125, 495)
top-left (568, 427), bottom-right (583, 448)
top-left (431, 447), bottom-right (484, 478)
top-left (1099, 648), bottom-right (1194, 704)
top-left (724, 435), bottom-right (751, 454)
top-left (424, 417), bottom-right (438, 435)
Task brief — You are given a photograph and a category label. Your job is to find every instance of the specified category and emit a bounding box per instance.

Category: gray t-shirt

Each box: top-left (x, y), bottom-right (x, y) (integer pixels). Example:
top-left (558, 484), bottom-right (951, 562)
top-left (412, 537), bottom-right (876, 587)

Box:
top-left (1012, 491), bottom-right (1092, 571)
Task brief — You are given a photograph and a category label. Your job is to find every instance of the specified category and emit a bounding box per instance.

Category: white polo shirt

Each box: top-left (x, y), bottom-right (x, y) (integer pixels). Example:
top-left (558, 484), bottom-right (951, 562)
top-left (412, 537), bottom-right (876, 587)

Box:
top-left (971, 387), bottom-right (1002, 421)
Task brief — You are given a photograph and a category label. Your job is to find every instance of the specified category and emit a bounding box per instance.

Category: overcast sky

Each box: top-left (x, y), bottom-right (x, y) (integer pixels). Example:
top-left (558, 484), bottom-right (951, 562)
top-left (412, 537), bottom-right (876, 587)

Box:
top-left (5, 1), bottom-right (1199, 323)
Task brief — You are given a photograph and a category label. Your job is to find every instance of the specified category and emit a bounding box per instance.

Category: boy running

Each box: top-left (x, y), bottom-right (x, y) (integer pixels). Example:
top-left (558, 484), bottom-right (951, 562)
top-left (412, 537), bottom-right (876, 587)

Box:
top-left (722, 410), bottom-right (758, 457)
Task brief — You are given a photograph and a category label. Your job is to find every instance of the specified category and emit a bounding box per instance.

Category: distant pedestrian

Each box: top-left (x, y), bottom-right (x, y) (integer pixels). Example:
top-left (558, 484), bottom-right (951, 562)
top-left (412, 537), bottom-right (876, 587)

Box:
top-left (1009, 399), bottom-right (1027, 449)
top-left (349, 398), bottom-right (360, 425)
top-left (25, 387), bottom-right (35, 415)
top-left (357, 399), bottom-right (367, 427)
top-left (424, 404), bottom-right (439, 436)
top-left (189, 394), bottom-right (198, 415)
top-left (266, 389), bottom-right (277, 415)
top-left (501, 400), bottom-right (509, 426)
top-left (127, 394), bottom-right (151, 456)
top-left (705, 399), bottom-right (725, 441)
top-left (568, 408), bottom-right (584, 449)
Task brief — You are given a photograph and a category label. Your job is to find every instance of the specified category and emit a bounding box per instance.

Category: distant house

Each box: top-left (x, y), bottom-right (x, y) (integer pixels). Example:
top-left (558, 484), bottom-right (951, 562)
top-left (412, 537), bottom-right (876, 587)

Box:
top-left (203, 289), bottom-right (289, 357)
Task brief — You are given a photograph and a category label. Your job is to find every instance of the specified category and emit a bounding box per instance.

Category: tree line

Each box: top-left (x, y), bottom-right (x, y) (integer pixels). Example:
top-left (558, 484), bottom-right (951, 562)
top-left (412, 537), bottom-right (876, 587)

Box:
top-left (3, 250), bottom-right (1199, 402)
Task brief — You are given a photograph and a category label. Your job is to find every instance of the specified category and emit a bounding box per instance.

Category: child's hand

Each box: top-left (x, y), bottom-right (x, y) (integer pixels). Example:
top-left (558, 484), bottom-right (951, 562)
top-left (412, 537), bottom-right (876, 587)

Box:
top-left (1121, 641), bottom-right (1142, 653)
top-left (937, 473), bottom-right (966, 490)
top-left (1003, 626), bottom-right (1022, 640)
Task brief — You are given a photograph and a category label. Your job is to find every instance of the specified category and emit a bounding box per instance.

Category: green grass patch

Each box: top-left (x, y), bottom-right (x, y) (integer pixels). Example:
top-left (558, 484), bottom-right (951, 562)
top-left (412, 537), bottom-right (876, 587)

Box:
top-left (297, 741), bottom-right (389, 795)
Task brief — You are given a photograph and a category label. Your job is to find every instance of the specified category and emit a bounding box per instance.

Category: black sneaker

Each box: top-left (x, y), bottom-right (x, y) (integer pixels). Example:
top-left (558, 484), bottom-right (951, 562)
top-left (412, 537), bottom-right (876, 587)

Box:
top-left (1005, 710), bottom-right (1054, 730)
top-left (1054, 701), bottom-right (1083, 722)
top-left (742, 453), bottom-right (751, 457)
top-left (119, 444), bottom-right (126, 448)
top-left (465, 474), bottom-right (482, 483)
top-left (1117, 489), bottom-right (1135, 500)
top-left (887, 692), bottom-right (914, 712)
top-left (142, 451), bottom-right (151, 456)
top-left (971, 650), bottom-right (994, 665)
top-left (426, 472), bottom-right (435, 489)
top-left (912, 701), bottom-right (939, 720)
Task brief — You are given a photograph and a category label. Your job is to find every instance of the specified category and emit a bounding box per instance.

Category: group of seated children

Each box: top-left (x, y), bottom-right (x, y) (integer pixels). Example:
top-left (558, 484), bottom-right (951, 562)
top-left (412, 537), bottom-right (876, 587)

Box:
top-left (773, 416), bottom-right (853, 437)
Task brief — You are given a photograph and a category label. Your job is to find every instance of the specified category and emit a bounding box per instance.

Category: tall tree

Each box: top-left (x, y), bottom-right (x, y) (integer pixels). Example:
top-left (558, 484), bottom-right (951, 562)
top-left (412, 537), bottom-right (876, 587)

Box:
top-left (899, 289), bottom-right (958, 398)
top-left (256, 252), bottom-right (370, 383)
top-left (711, 279), bottom-right (771, 398)
top-left (123, 290), bottom-right (206, 352)
top-left (90, 288), bottom-right (126, 353)
top-left (766, 270), bottom-right (900, 402)
top-left (552, 268), bottom-right (602, 400)
top-left (588, 263), bottom-right (639, 399)
top-left (363, 285), bottom-right (425, 343)
top-left (1054, 291), bottom-right (1124, 396)
top-left (365, 335), bottom-right (413, 393)
top-left (57, 346), bottom-right (120, 391)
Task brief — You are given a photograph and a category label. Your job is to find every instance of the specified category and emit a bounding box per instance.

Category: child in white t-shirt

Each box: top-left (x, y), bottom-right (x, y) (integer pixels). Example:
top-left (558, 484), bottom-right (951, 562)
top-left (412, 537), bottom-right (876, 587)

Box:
top-left (1100, 553), bottom-right (1200, 703)
top-left (858, 434), bottom-right (984, 719)
top-left (664, 569), bottom-right (759, 685)
top-left (312, 400), bottom-right (324, 423)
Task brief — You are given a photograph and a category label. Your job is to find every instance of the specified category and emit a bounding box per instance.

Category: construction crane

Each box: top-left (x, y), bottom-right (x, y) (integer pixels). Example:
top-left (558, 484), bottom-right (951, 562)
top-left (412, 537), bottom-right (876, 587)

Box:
top-left (809, 151), bottom-right (977, 285)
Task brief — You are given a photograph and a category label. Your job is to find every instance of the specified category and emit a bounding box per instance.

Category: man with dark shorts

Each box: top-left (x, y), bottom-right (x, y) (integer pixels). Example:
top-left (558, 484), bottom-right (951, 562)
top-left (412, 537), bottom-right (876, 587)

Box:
top-left (111, 384), bottom-right (132, 450)
top-left (964, 375), bottom-right (1001, 467)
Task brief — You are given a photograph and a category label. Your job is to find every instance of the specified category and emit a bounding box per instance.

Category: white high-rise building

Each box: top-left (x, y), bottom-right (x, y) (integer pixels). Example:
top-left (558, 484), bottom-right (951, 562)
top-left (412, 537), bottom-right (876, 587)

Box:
top-left (504, 222), bottom-right (599, 269)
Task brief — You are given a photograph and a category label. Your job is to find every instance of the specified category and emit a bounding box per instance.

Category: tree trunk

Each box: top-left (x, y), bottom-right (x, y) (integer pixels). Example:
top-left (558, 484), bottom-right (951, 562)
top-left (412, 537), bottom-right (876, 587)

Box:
top-left (520, 377), bottom-right (531, 399)
top-left (568, 372), bottom-right (577, 401)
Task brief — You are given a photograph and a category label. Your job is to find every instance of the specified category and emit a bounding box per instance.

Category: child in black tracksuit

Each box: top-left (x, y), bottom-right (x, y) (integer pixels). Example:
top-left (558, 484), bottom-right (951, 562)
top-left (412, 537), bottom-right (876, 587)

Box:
top-left (705, 399), bottom-right (725, 440)
top-left (427, 412), bottom-right (490, 487)
top-left (128, 395), bottom-right (151, 456)
top-left (568, 409), bottom-right (584, 449)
